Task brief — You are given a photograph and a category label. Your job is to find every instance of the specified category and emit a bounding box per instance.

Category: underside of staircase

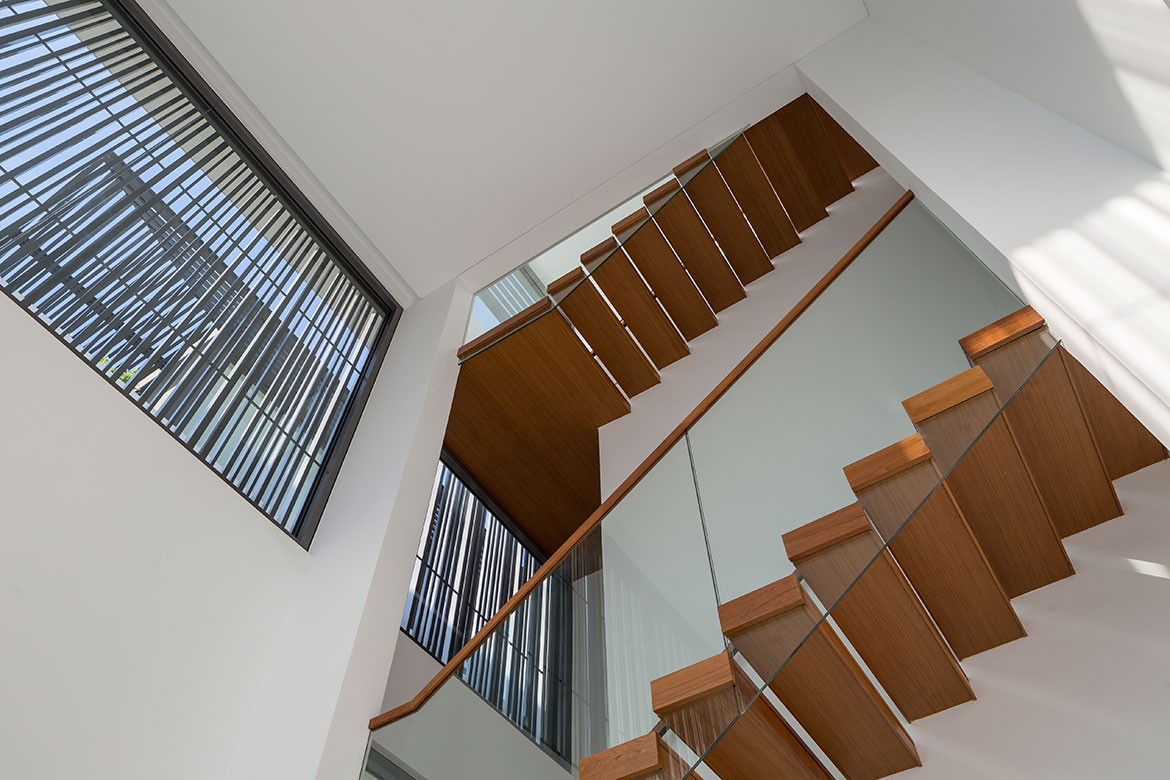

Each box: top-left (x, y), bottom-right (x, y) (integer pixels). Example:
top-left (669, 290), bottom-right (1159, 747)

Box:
top-left (579, 306), bottom-right (1168, 780)
top-left (445, 94), bottom-right (881, 555)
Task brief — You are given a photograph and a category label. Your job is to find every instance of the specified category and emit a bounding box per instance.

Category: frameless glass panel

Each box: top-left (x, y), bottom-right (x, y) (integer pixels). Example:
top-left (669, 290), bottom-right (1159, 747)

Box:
top-left (688, 199), bottom-right (1023, 603)
top-left (0, 0), bottom-right (391, 535)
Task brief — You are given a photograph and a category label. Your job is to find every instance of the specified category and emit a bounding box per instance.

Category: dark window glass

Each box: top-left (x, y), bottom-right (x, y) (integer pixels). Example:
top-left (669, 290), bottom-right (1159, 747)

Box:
top-left (0, 0), bottom-right (394, 538)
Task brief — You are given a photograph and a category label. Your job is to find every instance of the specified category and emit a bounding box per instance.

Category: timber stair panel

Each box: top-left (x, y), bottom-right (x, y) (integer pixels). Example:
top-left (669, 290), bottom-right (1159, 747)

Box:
top-left (650, 652), bottom-right (832, 780)
top-left (844, 435), bottom-right (1026, 658)
top-left (904, 367), bottom-right (1075, 597)
top-left (613, 207), bottom-right (717, 341)
top-left (583, 237), bottom-right (690, 371)
top-left (644, 179), bottom-right (746, 312)
top-left (579, 733), bottom-right (696, 780)
top-left (1063, 348), bottom-right (1168, 480)
top-left (547, 267), bottom-right (659, 398)
top-left (674, 150), bottom-right (773, 284)
top-left (710, 134), bottom-right (802, 258)
top-left (719, 576), bottom-right (921, 780)
top-left (783, 503), bottom-right (975, 720)
top-left (960, 306), bottom-right (1123, 537)
top-left (810, 98), bottom-right (879, 182)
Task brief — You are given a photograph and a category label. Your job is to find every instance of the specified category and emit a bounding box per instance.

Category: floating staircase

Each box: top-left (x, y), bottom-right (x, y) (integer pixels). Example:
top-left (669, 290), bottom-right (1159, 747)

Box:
top-left (447, 93), bottom-right (880, 554)
top-left (580, 305), bottom-right (1168, 780)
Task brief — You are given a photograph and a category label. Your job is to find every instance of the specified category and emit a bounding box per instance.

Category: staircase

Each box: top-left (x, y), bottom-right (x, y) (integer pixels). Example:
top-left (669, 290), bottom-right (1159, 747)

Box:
top-left (447, 94), bottom-right (882, 554)
top-left (579, 306), bottom-right (1167, 780)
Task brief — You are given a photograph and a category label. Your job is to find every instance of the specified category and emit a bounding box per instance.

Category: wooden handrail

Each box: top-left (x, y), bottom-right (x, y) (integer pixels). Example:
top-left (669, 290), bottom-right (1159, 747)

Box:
top-left (369, 189), bottom-right (916, 732)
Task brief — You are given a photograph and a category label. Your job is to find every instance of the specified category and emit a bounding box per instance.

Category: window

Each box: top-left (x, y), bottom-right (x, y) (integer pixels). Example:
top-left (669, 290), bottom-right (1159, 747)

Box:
top-left (0, 0), bottom-right (398, 544)
top-left (402, 458), bottom-right (573, 763)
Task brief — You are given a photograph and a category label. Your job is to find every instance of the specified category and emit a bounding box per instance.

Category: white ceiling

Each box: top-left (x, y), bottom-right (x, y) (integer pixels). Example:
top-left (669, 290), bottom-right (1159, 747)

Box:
top-left (140, 0), bottom-right (867, 303)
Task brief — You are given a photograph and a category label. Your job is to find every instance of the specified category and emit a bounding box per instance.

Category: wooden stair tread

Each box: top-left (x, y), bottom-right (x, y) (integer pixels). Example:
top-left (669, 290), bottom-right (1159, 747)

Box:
top-left (781, 502), bottom-right (870, 562)
top-left (678, 152), bottom-right (773, 284)
top-left (902, 366), bottom-right (995, 424)
top-left (958, 305), bottom-right (1046, 360)
top-left (650, 190), bottom-right (746, 312)
top-left (651, 653), bottom-right (831, 780)
top-left (907, 375), bottom-right (1074, 597)
top-left (811, 97), bottom-right (880, 181)
top-left (745, 109), bottom-right (828, 232)
top-left (616, 211), bottom-right (717, 341)
top-left (580, 734), bottom-right (695, 780)
top-left (721, 577), bottom-right (921, 780)
top-left (712, 135), bottom-right (801, 259)
top-left (587, 247), bottom-right (689, 369)
top-left (850, 452), bottom-right (1026, 659)
top-left (548, 269), bottom-right (660, 398)
top-left (785, 506), bottom-right (975, 721)
top-left (1064, 350), bottom-right (1168, 480)
top-left (961, 318), bottom-right (1122, 537)
top-left (843, 434), bottom-right (933, 493)
top-left (457, 298), bottom-right (552, 361)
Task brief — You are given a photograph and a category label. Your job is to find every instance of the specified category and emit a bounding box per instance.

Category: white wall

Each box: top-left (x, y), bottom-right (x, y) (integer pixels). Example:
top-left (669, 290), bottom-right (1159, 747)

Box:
top-left (227, 279), bottom-right (472, 780)
top-left (372, 676), bottom-right (571, 780)
top-left (798, 18), bottom-right (1170, 451)
top-left (0, 294), bottom-right (306, 780)
top-left (380, 633), bottom-right (442, 713)
top-left (864, 0), bottom-right (1170, 171)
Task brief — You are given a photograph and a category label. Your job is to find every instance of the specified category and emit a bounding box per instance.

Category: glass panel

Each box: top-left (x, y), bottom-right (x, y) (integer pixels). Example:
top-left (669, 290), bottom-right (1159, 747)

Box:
top-left (687, 199), bottom-right (1024, 604)
top-left (366, 439), bottom-right (723, 777)
top-left (457, 134), bottom-right (741, 361)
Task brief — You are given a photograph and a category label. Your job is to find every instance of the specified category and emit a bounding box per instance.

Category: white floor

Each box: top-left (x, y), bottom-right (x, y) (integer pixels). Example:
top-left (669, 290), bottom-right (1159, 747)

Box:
top-left (897, 459), bottom-right (1170, 779)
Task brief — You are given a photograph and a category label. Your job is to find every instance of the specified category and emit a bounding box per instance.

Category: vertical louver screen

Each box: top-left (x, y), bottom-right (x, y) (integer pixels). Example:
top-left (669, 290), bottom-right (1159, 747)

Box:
top-left (0, 0), bottom-right (391, 536)
top-left (402, 462), bottom-right (573, 762)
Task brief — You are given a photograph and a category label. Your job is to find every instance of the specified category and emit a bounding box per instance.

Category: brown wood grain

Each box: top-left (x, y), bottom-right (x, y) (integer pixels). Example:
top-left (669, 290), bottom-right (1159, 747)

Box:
top-left (772, 95), bottom-right (855, 206)
top-left (842, 434), bottom-right (933, 493)
top-left (673, 149), bottom-right (711, 178)
top-left (1063, 349), bottom-right (1168, 480)
top-left (678, 154), bottom-right (773, 284)
top-left (456, 298), bottom-right (552, 361)
top-left (652, 653), bottom-right (831, 780)
top-left (648, 187), bottom-right (746, 312)
top-left (587, 247), bottom-right (689, 370)
top-left (446, 308), bottom-right (630, 555)
top-left (780, 502), bottom-right (870, 562)
top-left (958, 305), bottom-right (1046, 360)
top-left (911, 384), bottom-right (1074, 597)
top-left (712, 135), bottom-right (801, 258)
top-left (811, 97), bottom-right (879, 181)
top-left (582, 236), bottom-right (619, 266)
top-left (849, 454), bottom-right (1025, 659)
top-left (616, 208), bottom-right (717, 340)
top-left (968, 328), bottom-right (1121, 536)
top-left (579, 733), bottom-right (698, 780)
top-left (903, 366), bottom-right (995, 424)
top-left (723, 577), bottom-right (921, 780)
top-left (785, 505), bottom-right (975, 720)
top-left (549, 269), bottom-right (660, 397)
top-left (744, 116), bottom-right (827, 232)
top-left (368, 191), bottom-right (915, 733)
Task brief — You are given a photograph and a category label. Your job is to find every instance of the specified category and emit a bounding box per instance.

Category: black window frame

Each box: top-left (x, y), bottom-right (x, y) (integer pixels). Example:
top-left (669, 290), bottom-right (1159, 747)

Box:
top-left (0, 0), bottom-right (402, 548)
